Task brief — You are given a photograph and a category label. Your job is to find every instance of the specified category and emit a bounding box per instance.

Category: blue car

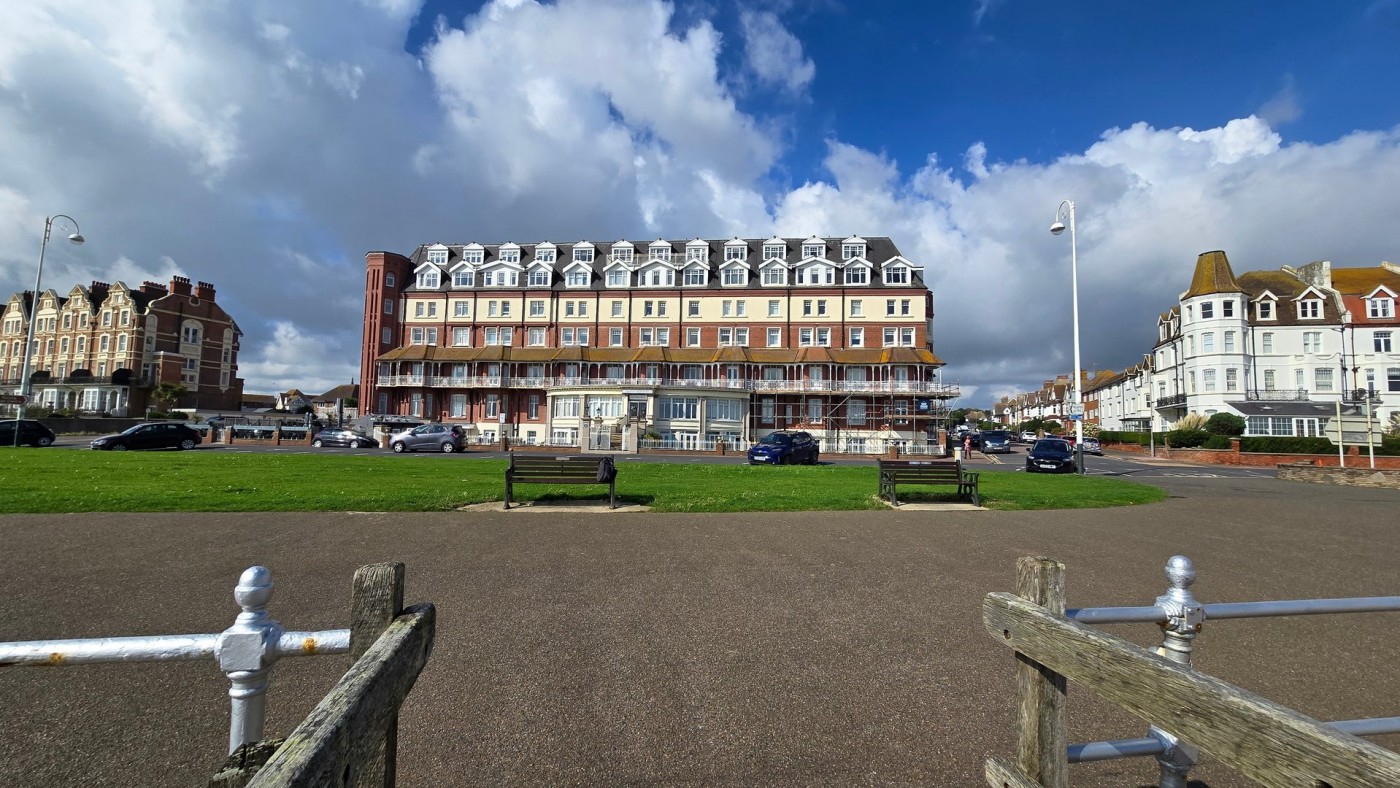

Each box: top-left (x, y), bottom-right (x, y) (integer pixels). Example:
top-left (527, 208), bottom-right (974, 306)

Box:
top-left (747, 431), bottom-right (820, 465)
top-left (1025, 439), bottom-right (1077, 473)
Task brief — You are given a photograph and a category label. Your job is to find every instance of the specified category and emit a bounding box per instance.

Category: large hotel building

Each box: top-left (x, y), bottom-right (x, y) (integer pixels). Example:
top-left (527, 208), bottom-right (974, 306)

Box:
top-left (360, 236), bottom-right (958, 451)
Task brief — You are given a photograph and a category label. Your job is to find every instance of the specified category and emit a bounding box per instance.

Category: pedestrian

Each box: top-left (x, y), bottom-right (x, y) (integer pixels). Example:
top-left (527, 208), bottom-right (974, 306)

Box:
top-left (963, 433), bottom-right (972, 458)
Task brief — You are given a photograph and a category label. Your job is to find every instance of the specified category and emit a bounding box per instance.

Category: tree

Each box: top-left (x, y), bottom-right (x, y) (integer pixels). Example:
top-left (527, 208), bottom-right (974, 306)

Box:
top-left (1205, 412), bottom-right (1246, 436)
top-left (151, 382), bottom-right (187, 412)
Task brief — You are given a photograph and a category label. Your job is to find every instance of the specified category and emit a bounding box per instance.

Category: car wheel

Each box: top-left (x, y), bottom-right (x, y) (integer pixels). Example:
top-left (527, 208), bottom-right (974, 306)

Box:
top-left (348, 440), bottom-right (360, 449)
top-left (440, 442), bottom-right (456, 453)
top-left (312, 439), bottom-right (324, 448)
top-left (112, 444), bottom-right (129, 452)
top-left (391, 442), bottom-right (406, 453)
top-left (36, 436), bottom-right (53, 447)
top-left (808, 452), bottom-right (819, 465)
top-left (179, 439), bottom-right (196, 450)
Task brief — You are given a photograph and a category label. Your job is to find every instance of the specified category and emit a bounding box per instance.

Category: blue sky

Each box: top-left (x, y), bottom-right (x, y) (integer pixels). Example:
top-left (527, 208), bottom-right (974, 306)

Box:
top-left (3, 0), bottom-right (1400, 402)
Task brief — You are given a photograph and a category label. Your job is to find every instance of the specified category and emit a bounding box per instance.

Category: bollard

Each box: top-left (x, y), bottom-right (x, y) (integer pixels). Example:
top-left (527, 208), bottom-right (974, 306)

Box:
top-left (217, 567), bottom-right (285, 754)
top-left (1149, 555), bottom-right (1203, 788)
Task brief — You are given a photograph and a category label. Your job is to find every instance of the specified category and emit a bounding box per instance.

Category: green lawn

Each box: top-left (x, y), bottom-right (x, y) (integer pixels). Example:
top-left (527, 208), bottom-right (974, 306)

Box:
top-left (0, 450), bottom-right (1165, 513)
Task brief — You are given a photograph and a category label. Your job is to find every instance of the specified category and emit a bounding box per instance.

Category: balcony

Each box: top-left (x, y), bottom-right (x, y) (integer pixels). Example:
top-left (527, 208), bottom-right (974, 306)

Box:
top-left (376, 374), bottom-right (961, 398)
top-left (1244, 389), bottom-right (1309, 401)
top-left (1342, 388), bottom-right (1384, 404)
top-left (1155, 393), bottom-right (1187, 408)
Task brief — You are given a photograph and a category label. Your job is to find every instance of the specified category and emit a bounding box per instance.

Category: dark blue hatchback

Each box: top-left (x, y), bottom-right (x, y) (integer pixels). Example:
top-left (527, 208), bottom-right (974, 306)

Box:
top-left (1026, 438), bottom-right (1076, 473)
top-left (747, 431), bottom-right (820, 465)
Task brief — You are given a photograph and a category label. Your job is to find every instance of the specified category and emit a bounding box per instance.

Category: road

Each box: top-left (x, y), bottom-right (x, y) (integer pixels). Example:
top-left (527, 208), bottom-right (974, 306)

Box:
top-left (1, 472), bottom-right (1397, 786)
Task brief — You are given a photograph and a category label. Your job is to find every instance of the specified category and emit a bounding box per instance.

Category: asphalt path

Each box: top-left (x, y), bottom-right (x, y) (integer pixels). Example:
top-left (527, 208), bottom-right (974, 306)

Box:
top-left (2, 469), bottom-right (1398, 786)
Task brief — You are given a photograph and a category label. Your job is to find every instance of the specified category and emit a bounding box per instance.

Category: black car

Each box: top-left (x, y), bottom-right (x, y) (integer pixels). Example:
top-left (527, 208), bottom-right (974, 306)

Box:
top-left (1025, 438), bottom-right (1076, 473)
top-left (0, 419), bottom-right (56, 447)
top-left (747, 431), bottom-right (820, 465)
top-left (311, 428), bottom-right (379, 449)
top-left (91, 422), bottom-right (203, 451)
top-left (981, 430), bottom-right (1013, 453)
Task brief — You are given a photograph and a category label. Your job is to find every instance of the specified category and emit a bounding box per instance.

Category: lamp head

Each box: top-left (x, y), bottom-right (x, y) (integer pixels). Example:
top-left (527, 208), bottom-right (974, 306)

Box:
top-left (1049, 222), bottom-right (1066, 236)
top-left (67, 233), bottom-right (85, 245)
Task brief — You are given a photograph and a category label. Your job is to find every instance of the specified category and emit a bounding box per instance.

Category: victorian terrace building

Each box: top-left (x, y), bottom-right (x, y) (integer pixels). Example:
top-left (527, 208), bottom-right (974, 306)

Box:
top-left (361, 236), bottom-right (957, 451)
top-left (1, 277), bottom-right (243, 416)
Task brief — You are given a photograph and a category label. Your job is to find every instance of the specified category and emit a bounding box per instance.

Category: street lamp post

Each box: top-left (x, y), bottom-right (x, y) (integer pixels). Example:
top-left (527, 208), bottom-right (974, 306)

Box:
top-left (14, 215), bottom-right (85, 447)
top-left (1050, 200), bottom-right (1085, 474)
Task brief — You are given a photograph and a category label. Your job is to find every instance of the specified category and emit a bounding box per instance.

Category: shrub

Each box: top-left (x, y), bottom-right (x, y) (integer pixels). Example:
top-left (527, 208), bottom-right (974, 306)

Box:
top-left (1176, 413), bottom-right (1208, 431)
top-left (1165, 429), bottom-right (1210, 448)
top-left (1239, 436), bottom-right (1336, 454)
top-left (1205, 413), bottom-right (1246, 436)
top-left (1202, 434), bottom-right (1233, 449)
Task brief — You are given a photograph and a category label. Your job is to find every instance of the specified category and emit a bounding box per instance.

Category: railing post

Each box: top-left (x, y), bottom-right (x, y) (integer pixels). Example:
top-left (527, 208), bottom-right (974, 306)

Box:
top-left (218, 567), bottom-right (284, 755)
top-left (349, 562), bottom-right (406, 788)
top-left (1015, 556), bottom-right (1068, 788)
top-left (1150, 555), bottom-right (1204, 788)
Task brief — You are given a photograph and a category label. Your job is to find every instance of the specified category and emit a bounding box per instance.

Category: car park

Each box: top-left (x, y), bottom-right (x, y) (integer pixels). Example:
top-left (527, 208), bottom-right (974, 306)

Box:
top-left (91, 422), bottom-right (203, 451)
top-left (746, 431), bottom-right (820, 465)
top-left (0, 419), bottom-right (56, 447)
top-left (389, 423), bottom-right (465, 453)
top-left (981, 430), bottom-right (1013, 453)
top-left (1025, 438), bottom-right (1077, 473)
top-left (311, 428), bottom-right (379, 449)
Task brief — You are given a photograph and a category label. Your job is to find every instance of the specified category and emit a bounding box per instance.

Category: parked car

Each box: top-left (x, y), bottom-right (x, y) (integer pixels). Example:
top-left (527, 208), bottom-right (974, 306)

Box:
top-left (91, 422), bottom-right (203, 451)
top-left (746, 431), bottom-right (820, 465)
top-left (311, 428), bottom-right (379, 449)
top-left (389, 423), bottom-right (465, 453)
top-left (1081, 436), bottom-right (1103, 456)
top-left (1019, 430), bottom-right (1037, 442)
top-left (981, 430), bottom-right (1013, 453)
top-left (1025, 438), bottom-right (1077, 473)
top-left (0, 419), bottom-right (56, 447)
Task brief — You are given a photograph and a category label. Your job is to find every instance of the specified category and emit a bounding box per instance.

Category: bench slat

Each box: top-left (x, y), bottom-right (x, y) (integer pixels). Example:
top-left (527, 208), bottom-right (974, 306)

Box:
top-left (877, 459), bottom-right (979, 507)
top-left (505, 455), bottom-right (618, 509)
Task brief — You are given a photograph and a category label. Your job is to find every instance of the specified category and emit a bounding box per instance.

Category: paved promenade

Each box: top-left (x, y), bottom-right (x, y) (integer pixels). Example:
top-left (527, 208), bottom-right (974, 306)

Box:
top-left (1, 475), bottom-right (1397, 786)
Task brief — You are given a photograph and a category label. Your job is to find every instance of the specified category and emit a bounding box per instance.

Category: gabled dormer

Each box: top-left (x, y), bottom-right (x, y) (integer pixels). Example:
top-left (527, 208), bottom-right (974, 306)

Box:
top-left (412, 260), bottom-right (443, 289)
top-left (461, 243), bottom-right (485, 266)
top-left (648, 239), bottom-right (673, 263)
top-left (570, 241), bottom-right (596, 265)
top-left (533, 242), bottom-right (558, 265)
top-left (636, 260), bottom-right (677, 287)
top-left (498, 242), bottom-right (521, 265)
top-left (801, 236), bottom-right (827, 260)
top-left (880, 255), bottom-right (914, 286)
top-left (603, 257), bottom-right (633, 288)
top-left (609, 240), bottom-right (635, 266)
top-left (758, 257), bottom-right (789, 286)
top-left (793, 257), bottom-right (834, 286)
top-left (723, 237), bottom-right (749, 264)
top-left (425, 243), bottom-right (450, 266)
top-left (525, 259), bottom-right (553, 288)
top-left (685, 238), bottom-right (710, 264)
top-left (1252, 290), bottom-right (1278, 321)
top-left (841, 235), bottom-right (867, 261)
top-left (762, 236), bottom-right (787, 263)
top-left (842, 257), bottom-right (873, 286)
top-left (1294, 286), bottom-right (1326, 320)
top-left (1365, 285), bottom-right (1397, 319)
top-left (561, 257), bottom-right (594, 289)
top-left (681, 260), bottom-right (709, 287)
top-left (447, 259), bottom-right (476, 288)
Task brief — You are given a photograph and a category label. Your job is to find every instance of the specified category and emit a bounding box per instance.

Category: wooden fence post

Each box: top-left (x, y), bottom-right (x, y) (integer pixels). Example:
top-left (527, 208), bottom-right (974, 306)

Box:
top-left (1015, 556), bottom-right (1068, 788)
top-left (350, 563), bottom-right (406, 788)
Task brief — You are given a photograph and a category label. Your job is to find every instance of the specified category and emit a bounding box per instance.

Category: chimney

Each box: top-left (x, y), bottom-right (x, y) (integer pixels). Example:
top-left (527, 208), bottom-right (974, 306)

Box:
top-left (194, 280), bottom-right (216, 301)
top-left (89, 281), bottom-right (111, 302)
top-left (141, 281), bottom-right (169, 297)
top-left (169, 276), bottom-right (192, 296)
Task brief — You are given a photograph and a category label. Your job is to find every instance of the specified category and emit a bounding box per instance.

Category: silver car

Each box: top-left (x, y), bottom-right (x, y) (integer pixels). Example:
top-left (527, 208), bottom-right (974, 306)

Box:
top-left (389, 424), bottom-right (465, 453)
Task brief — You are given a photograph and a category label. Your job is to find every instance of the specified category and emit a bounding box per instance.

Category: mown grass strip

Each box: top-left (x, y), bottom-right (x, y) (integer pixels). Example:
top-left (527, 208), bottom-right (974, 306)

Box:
top-left (0, 450), bottom-right (1165, 513)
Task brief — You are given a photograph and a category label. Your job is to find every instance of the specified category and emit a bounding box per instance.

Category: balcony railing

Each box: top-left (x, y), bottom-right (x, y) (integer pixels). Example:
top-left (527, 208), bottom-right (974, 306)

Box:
top-left (1155, 393), bottom-right (1187, 407)
top-left (377, 374), bottom-right (960, 397)
top-left (1244, 389), bottom-right (1309, 401)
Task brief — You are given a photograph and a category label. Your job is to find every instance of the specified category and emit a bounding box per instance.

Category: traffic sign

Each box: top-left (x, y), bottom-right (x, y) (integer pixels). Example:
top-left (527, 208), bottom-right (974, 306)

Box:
top-left (0, 394), bottom-right (28, 405)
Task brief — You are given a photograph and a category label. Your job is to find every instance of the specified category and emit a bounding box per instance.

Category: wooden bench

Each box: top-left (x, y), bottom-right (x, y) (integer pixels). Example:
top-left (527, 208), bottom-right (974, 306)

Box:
top-left (504, 454), bottom-right (618, 510)
top-left (877, 459), bottom-right (980, 507)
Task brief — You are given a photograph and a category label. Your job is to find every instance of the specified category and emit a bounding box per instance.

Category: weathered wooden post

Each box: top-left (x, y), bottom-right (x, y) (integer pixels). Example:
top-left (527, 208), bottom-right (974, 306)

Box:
top-left (349, 562), bottom-right (406, 788)
top-left (1014, 556), bottom-right (1068, 788)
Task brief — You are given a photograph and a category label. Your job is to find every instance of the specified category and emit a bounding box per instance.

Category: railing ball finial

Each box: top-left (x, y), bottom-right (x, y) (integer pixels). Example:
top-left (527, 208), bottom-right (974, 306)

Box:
top-left (1164, 555), bottom-right (1195, 597)
top-left (234, 566), bottom-right (274, 615)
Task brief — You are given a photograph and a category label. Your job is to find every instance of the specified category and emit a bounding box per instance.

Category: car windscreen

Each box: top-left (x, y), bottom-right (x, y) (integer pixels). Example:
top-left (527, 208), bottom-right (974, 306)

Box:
top-left (1033, 441), bottom-right (1071, 453)
top-left (759, 434), bottom-right (793, 445)
top-left (984, 431), bottom-right (1010, 440)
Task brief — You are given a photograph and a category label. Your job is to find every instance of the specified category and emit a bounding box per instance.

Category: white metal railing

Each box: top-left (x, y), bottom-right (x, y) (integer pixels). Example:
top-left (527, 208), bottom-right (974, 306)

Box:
top-left (0, 567), bottom-right (349, 755)
top-left (379, 374), bottom-right (959, 397)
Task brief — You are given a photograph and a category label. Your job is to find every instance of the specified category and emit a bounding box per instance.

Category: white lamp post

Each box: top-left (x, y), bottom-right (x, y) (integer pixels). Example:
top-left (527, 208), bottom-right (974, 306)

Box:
top-left (14, 215), bottom-right (85, 447)
top-left (1050, 200), bottom-right (1085, 474)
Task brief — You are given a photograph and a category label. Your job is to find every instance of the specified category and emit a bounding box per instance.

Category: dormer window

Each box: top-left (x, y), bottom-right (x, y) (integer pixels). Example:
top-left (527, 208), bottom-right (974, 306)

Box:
top-left (566, 269), bottom-right (590, 287)
top-left (763, 243), bottom-right (786, 261)
top-left (649, 242), bottom-right (671, 262)
top-left (464, 249), bottom-right (484, 265)
top-left (845, 267), bottom-right (869, 285)
top-left (499, 247), bottom-right (520, 264)
top-left (686, 246), bottom-right (707, 262)
top-left (1222, 300), bottom-right (1234, 317)
top-left (842, 242), bottom-right (865, 260)
top-left (762, 267), bottom-right (787, 286)
top-left (803, 242), bottom-right (825, 258)
top-left (721, 266), bottom-right (747, 286)
top-left (1368, 296), bottom-right (1396, 319)
top-left (797, 264), bottom-right (834, 286)
top-left (1257, 300), bottom-right (1275, 320)
top-left (535, 247), bottom-right (556, 264)
top-left (606, 269), bottom-right (629, 287)
top-left (683, 266), bottom-right (707, 286)
top-left (427, 249), bottom-right (448, 265)
top-left (452, 270), bottom-right (475, 288)
top-left (724, 243), bottom-right (748, 262)
top-left (611, 246), bottom-right (633, 263)
top-left (883, 266), bottom-right (910, 285)
top-left (644, 268), bottom-right (674, 286)
top-left (1297, 299), bottom-right (1321, 319)
top-left (527, 268), bottom-right (550, 287)
top-left (417, 269), bottom-right (440, 289)
top-left (573, 247), bottom-right (594, 263)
